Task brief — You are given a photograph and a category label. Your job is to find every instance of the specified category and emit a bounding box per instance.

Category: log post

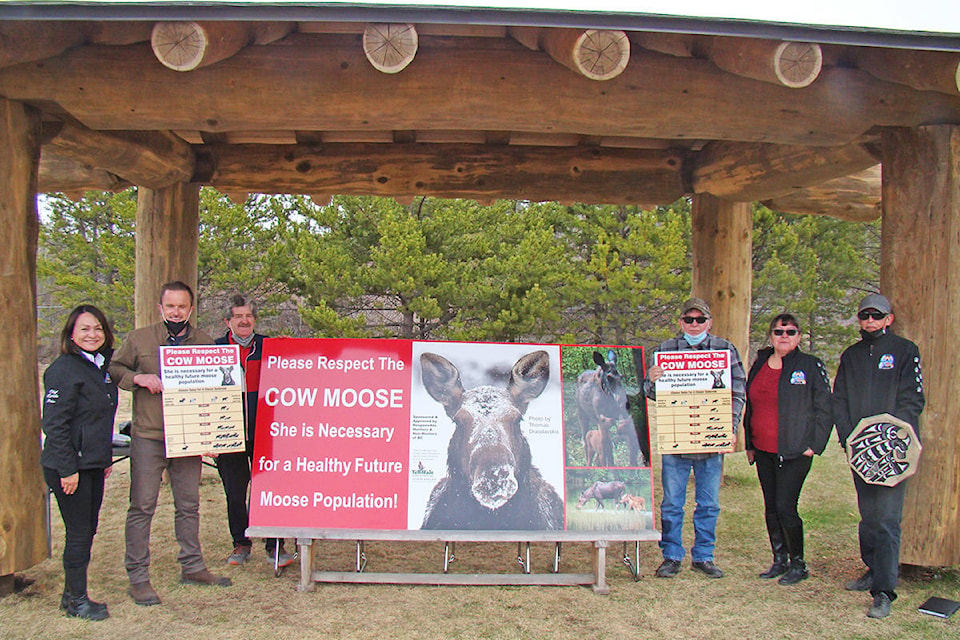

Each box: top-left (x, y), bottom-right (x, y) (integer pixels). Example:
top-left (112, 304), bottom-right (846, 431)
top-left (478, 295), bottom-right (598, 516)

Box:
top-left (691, 194), bottom-right (753, 441)
top-left (881, 125), bottom-right (960, 566)
top-left (0, 98), bottom-right (49, 584)
top-left (135, 183), bottom-right (201, 327)
top-left (362, 24), bottom-right (418, 74)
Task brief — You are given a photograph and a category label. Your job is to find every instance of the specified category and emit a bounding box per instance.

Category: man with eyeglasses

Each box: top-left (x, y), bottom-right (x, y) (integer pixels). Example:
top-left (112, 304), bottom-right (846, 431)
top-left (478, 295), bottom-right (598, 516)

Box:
top-left (643, 297), bottom-right (746, 579)
top-left (833, 293), bottom-right (924, 619)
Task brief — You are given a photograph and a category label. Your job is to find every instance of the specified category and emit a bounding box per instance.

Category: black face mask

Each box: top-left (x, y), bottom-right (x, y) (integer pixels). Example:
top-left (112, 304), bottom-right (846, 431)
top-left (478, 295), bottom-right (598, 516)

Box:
top-left (860, 327), bottom-right (886, 341)
top-left (164, 318), bottom-right (190, 337)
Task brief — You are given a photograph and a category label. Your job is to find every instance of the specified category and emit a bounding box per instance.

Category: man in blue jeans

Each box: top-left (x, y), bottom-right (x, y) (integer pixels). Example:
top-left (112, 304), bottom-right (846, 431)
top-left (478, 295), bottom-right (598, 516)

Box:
top-left (643, 298), bottom-right (746, 579)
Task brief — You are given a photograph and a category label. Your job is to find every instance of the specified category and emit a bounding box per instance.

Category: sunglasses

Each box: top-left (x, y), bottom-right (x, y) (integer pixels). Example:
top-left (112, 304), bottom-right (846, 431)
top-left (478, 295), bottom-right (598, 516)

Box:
top-left (681, 316), bottom-right (709, 325)
top-left (857, 310), bottom-right (888, 321)
top-left (772, 328), bottom-right (799, 336)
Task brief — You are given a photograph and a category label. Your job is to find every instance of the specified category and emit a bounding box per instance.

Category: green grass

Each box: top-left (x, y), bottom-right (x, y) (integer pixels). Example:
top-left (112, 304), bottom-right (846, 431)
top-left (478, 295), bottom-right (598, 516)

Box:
top-left (3, 428), bottom-right (959, 639)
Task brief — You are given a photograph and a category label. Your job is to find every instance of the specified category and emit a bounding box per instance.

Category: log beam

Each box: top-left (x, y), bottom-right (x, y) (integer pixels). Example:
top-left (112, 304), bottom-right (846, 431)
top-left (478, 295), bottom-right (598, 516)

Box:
top-left (197, 143), bottom-right (685, 205)
top-left (691, 140), bottom-right (879, 201)
top-left (0, 21), bottom-right (88, 69)
top-left (852, 48), bottom-right (960, 96)
top-left (46, 121), bottom-right (195, 189)
top-left (762, 165), bottom-right (881, 222)
top-left (0, 98), bottom-right (48, 578)
top-left (5, 42), bottom-right (958, 146)
top-left (706, 37), bottom-right (823, 88)
top-left (151, 21), bottom-right (252, 72)
top-left (134, 184), bottom-right (201, 327)
top-left (510, 27), bottom-right (631, 81)
top-left (881, 125), bottom-right (960, 567)
top-left (38, 148), bottom-right (132, 195)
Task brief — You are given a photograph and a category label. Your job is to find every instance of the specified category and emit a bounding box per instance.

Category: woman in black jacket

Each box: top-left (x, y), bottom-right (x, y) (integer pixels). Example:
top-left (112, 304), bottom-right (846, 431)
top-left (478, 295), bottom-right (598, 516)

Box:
top-left (41, 305), bottom-right (118, 620)
top-left (744, 313), bottom-right (832, 585)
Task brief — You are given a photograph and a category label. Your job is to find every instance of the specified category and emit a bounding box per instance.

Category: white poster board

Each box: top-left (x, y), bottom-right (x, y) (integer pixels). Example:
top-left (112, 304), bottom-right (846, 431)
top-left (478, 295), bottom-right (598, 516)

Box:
top-left (159, 344), bottom-right (246, 458)
top-left (654, 350), bottom-right (734, 454)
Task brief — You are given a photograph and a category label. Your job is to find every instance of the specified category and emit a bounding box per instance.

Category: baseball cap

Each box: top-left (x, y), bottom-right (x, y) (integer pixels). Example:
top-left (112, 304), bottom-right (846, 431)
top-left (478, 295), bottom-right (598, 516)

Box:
top-left (858, 293), bottom-right (892, 315)
top-left (681, 297), bottom-right (711, 317)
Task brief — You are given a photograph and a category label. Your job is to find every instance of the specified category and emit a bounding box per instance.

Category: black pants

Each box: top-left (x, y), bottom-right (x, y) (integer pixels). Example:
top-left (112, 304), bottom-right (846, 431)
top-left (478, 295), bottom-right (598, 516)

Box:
top-left (216, 451), bottom-right (253, 547)
top-left (853, 473), bottom-right (907, 599)
top-left (216, 450), bottom-right (280, 552)
top-left (44, 466), bottom-right (105, 595)
top-left (755, 450), bottom-right (812, 559)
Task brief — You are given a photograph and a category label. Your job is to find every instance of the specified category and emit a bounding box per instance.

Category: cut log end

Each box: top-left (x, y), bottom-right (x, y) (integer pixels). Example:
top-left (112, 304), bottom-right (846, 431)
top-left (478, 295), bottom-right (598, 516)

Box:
top-left (363, 23), bottom-right (418, 74)
top-left (151, 21), bottom-right (208, 72)
top-left (774, 42), bottom-right (823, 88)
top-left (574, 30), bottom-right (630, 81)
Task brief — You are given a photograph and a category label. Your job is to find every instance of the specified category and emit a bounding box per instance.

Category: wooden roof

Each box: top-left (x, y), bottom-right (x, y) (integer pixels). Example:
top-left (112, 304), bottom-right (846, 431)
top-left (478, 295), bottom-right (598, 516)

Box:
top-left (1, 8), bottom-right (958, 218)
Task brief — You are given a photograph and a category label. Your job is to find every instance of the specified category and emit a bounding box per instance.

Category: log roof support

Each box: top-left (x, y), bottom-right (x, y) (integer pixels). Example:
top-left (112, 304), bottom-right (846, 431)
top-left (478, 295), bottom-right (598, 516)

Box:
top-left (851, 48), bottom-right (960, 96)
top-left (45, 120), bottom-right (195, 189)
top-left (197, 142), bottom-right (685, 205)
top-left (4, 42), bottom-right (959, 146)
top-left (509, 27), bottom-right (631, 81)
top-left (762, 165), bottom-right (881, 222)
top-left (150, 21), bottom-right (253, 72)
top-left (363, 23), bottom-right (418, 74)
top-left (882, 125), bottom-right (960, 567)
top-left (691, 140), bottom-right (880, 202)
top-left (38, 149), bottom-right (131, 197)
top-left (0, 97), bottom-right (47, 579)
top-left (134, 183), bottom-right (200, 327)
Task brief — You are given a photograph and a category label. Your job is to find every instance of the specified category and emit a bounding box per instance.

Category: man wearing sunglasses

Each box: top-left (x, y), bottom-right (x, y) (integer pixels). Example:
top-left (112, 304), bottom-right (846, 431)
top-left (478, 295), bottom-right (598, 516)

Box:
top-left (833, 293), bottom-right (925, 619)
top-left (643, 297), bottom-right (746, 579)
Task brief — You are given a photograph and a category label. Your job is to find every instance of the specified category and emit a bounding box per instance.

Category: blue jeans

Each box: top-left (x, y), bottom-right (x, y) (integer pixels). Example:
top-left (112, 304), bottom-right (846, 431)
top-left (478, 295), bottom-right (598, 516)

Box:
top-left (659, 453), bottom-right (722, 562)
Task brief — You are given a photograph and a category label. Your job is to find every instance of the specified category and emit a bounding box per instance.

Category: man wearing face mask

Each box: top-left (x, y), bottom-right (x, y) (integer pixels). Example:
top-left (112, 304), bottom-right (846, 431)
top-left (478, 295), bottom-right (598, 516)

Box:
top-left (642, 297), bottom-right (746, 579)
top-left (109, 281), bottom-right (231, 607)
top-left (833, 293), bottom-right (924, 619)
top-left (214, 295), bottom-right (294, 569)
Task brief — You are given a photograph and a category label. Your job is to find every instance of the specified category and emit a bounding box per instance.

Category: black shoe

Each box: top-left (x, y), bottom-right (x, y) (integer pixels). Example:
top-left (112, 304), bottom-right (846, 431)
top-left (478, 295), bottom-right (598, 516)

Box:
top-left (65, 594), bottom-right (109, 621)
top-left (778, 560), bottom-right (809, 585)
top-left (60, 589), bottom-right (70, 611)
top-left (868, 593), bottom-right (892, 619)
top-left (759, 558), bottom-right (789, 579)
top-left (655, 559), bottom-right (682, 578)
top-left (691, 560), bottom-right (724, 578)
top-left (844, 570), bottom-right (872, 591)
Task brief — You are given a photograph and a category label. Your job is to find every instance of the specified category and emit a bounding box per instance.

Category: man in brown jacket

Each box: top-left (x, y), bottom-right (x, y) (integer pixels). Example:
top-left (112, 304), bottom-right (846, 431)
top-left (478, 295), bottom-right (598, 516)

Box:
top-left (109, 281), bottom-right (231, 606)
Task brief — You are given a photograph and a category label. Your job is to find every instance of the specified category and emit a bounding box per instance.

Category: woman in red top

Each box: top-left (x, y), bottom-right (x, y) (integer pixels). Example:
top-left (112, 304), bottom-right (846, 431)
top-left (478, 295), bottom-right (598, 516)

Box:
top-left (743, 313), bottom-right (833, 585)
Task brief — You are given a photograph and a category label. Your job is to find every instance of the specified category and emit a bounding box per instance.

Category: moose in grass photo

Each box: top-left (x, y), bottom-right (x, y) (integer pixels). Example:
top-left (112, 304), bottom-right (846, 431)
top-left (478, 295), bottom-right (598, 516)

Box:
top-left (576, 480), bottom-right (626, 510)
top-left (576, 350), bottom-right (645, 467)
top-left (419, 350), bottom-right (565, 530)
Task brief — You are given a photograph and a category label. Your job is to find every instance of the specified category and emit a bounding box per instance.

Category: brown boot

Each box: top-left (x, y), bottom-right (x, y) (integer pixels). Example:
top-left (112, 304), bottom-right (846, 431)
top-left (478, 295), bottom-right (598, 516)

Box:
top-left (180, 568), bottom-right (232, 587)
top-left (129, 580), bottom-right (161, 606)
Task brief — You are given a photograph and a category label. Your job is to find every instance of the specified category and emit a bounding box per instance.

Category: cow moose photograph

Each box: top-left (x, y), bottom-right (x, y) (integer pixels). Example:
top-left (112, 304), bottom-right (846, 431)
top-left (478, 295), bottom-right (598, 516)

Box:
top-left (414, 347), bottom-right (565, 530)
top-left (564, 346), bottom-right (650, 468)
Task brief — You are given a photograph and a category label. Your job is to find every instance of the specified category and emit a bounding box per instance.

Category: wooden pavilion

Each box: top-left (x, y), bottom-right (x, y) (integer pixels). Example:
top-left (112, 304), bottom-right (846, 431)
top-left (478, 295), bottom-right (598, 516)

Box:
top-left (1, 1), bottom-right (959, 590)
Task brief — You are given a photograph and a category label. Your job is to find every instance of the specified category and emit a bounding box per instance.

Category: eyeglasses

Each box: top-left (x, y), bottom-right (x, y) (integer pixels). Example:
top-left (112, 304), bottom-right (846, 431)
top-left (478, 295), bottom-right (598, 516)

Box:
top-left (857, 310), bottom-right (887, 321)
top-left (772, 328), bottom-right (798, 336)
top-left (681, 316), bottom-right (709, 325)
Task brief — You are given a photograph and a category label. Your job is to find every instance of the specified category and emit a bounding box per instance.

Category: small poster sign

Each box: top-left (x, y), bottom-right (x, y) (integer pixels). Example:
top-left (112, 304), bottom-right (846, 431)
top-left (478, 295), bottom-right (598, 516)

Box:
top-left (159, 344), bottom-right (246, 458)
top-left (653, 350), bottom-right (735, 454)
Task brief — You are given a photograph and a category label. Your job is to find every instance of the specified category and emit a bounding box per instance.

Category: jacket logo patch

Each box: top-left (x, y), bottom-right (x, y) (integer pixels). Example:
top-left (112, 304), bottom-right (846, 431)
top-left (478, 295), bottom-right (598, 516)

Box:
top-left (789, 370), bottom-right (807, 385)
top-left (879, 354), bottom-right (895, 370)
top-left (104, 372), bottom-right (112, 384)
top-left (44, 389), bottom-right (59, 404)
